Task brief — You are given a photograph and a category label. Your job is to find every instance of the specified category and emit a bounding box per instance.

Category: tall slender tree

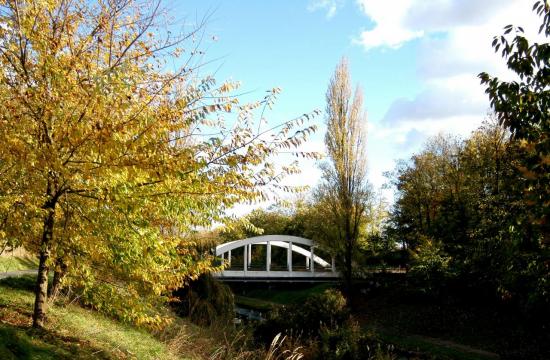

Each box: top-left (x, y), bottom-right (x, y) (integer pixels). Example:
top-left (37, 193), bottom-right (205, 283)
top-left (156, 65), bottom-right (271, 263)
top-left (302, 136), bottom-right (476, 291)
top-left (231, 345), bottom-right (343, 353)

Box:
top-left (319, 58), bottom-right (370, 292)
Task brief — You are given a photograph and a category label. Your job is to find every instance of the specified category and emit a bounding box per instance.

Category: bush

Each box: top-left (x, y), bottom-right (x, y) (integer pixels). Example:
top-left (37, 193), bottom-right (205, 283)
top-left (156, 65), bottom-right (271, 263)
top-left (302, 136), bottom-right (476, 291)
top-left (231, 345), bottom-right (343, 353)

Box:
top-left (254, 289), bottom-right (348, 345)
top-left (317, 322), bottom-right (361, 360)
top-left (172, 273), bottom-right (235, 326)
top-left (408, 237), bottom-right (453, 296)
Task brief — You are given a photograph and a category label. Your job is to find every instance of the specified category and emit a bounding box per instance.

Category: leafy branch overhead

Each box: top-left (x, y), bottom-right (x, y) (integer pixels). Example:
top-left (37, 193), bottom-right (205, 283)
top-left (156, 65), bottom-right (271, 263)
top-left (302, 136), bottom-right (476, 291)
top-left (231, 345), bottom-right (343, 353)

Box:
top-left (479, 0), bottom-right (550, 240)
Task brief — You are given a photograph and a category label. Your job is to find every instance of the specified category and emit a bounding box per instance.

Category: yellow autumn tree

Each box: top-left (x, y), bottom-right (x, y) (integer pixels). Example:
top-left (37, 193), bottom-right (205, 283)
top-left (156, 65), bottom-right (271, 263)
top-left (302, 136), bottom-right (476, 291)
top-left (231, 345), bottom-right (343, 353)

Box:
top-left (318, 57), bottom-right (371, 293)
top-left (0, 0), bottom-right (318, 328)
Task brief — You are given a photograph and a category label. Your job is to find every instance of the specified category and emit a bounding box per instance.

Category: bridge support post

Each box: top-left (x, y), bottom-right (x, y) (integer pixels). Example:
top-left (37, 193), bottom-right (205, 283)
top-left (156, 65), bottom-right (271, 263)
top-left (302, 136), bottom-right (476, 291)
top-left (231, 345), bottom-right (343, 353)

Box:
top-left (247, 244), bottom-right (252, 267)
top-left (228, 250), bottom-right (231, 267)
top-left (287, 241), bottom-right (292, 273)
top-left (243, 246), bottom-right (248, 274)
top-left (266, 241), bottom-right (271, 272)
top-left (331, 256), bottom-right (335, 273)
top-left (311, 246), bottom-right (315, 273)
top-left (306, 256), bottom-right (309, 269)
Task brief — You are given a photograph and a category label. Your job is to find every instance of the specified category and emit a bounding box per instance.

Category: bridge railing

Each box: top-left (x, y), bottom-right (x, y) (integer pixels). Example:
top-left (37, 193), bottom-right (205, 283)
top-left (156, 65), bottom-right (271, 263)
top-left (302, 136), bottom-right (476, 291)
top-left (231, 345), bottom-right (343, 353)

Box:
top-left (214, 235), bottom-right (340, 278)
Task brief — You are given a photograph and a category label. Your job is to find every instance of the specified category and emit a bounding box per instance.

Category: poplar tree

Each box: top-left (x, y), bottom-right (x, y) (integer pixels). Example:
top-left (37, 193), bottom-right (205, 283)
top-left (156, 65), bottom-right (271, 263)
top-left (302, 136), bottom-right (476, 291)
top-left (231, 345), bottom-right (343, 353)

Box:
top-left (319, 58), bottom-right (370, 292)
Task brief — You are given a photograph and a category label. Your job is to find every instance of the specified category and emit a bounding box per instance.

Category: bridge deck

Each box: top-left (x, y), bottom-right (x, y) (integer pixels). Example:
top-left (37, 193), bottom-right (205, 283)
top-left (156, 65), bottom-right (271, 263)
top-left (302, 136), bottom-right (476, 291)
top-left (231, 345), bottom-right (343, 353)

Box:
top-left (215, 270), bottom-right (339, 278)
top-left (213, 270), bottom-right (341, 283)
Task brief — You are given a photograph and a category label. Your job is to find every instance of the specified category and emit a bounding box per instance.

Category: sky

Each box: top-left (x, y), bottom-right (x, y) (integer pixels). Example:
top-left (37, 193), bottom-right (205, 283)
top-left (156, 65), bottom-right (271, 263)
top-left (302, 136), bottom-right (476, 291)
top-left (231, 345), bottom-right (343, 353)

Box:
top-left (172, 0), bottom-right (541, 212)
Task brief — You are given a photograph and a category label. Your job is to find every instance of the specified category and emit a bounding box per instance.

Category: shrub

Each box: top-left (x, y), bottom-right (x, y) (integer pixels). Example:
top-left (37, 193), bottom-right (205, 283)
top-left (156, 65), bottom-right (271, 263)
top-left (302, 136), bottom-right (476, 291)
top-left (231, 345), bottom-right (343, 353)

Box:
top-left (172, 273), bottom-right (235, 326)
top-left (317, 322), bottom-right (361, 360)
top-left (254, 289), bottom-right (348, 345)
top-left (408, 237), bottom-right (453, 296)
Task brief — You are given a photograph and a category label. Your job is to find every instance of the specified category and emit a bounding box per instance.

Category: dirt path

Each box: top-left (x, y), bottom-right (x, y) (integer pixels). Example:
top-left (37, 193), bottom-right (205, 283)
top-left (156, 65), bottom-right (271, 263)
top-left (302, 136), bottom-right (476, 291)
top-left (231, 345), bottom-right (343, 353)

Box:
top-left (0, 269), bottom-right (37, 280)
top-left (361, 321), bottom-right (501, 360)
top-left (406, 334), bottom-right (500, 359)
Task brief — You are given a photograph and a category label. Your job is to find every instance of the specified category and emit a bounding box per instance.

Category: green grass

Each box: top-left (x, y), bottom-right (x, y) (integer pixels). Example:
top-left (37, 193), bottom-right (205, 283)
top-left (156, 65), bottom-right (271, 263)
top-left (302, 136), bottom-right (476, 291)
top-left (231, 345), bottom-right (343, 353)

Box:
top-left (0, 324), bottom-right (78, 360)
top-left (51, 305), bottom-right (176, 359)
top-left (234, 295), bottom-right (275, 311)
top-left (0, 276), bottom-right (214, 359)
top-left (350, 280), bottom-right (549, 359)
top-left (240, 284), bottom-right (333, 305)
top-left (0, 255), bottom-right (38, 272)
top-left (364, 326), bottom-right (498, 360)
top-left (0, 275), bottom-right (40, 292)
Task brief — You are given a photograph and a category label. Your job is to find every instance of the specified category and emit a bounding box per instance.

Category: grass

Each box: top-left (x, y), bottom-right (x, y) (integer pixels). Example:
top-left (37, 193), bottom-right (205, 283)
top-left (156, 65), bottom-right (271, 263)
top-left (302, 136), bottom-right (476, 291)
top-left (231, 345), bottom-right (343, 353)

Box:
top-left (237, 283), bottom-right (333, 305)
top-left (234, 295), bottom-right (274, 311)
top-left (0, 276), bottom-right (218, 359)
top-left (236, 282), bottom-right (507, 359)
top-left (0, 255), bottom-right (38, 273)
top-left (353, 277), bottom-right (549, 359)
top-left (363, 326), bottom-right (498, 360)
top-left (233, 284), bottom-right (334, 312)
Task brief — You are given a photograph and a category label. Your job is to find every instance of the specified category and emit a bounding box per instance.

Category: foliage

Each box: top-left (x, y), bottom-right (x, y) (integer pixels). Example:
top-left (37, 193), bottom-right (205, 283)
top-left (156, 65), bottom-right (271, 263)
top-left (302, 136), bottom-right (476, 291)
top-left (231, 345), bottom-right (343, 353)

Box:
top-left (479, 0), bottom-right (550, 244)
top-left (254, 289), bottom-right (348, 345)
top-left (315, 57), bottom-right (372, 291)
top-left (221, 207), bottom-right (297, 243)
top-left (356, 277), bottom-right (550, 360)
top-left (475, 0), bottom-right (550, 328)
top-left (386, 120), bottom-right (549, 324)
top-left (317, 322), bottom-right (362, 360)
top-left (385, 133), bottom-right (464, 251)
top-left (210, 330), bottom-right (306, 360)
top-left (408, 236), bottom-right (453, 296)
top-left (0, 0), bottom-right (318, 327)
top-left (264, 333), bottom-right (304, 360)
top-left (172, 273), bottom-right (234, 326)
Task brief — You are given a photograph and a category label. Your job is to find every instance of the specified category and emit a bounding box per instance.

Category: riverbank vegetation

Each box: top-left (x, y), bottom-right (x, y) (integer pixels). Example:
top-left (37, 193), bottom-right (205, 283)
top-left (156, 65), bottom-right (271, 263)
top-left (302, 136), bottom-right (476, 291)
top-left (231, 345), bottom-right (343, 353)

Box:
top-left (0, 0), bottom-right (549, 359)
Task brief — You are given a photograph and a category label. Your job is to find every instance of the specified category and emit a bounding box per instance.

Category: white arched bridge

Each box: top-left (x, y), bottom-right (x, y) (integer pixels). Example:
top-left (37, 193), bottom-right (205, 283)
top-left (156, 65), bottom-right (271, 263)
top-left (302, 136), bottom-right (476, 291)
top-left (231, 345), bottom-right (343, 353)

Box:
top-left (213, 235), bottom-right (340, 282)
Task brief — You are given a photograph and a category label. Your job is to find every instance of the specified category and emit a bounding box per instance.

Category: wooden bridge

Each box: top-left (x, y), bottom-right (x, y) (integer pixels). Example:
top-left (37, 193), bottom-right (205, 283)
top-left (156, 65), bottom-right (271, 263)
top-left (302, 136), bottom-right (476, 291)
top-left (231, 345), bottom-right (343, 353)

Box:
top-left (213, 235), bottom-right (340, 282)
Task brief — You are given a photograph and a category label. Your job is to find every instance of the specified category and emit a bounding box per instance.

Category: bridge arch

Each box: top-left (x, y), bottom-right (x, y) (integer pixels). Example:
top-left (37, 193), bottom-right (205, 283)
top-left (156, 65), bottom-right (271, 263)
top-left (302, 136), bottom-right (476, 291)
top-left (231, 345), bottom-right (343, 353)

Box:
top-left (214, 235), bottom-right (339, 280)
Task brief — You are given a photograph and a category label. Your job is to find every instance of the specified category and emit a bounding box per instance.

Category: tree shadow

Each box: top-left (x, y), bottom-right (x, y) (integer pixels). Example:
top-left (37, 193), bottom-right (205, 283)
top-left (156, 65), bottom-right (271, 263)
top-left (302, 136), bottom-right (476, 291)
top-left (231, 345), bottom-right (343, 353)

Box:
top-left (0, 323), bottom-right (113, 360)
top-left (0, 275), bottom-right (50, 292)
top-left (16, 257), bottom-right (39, 270)
top-left (0, 256), bottom-right (38, 273)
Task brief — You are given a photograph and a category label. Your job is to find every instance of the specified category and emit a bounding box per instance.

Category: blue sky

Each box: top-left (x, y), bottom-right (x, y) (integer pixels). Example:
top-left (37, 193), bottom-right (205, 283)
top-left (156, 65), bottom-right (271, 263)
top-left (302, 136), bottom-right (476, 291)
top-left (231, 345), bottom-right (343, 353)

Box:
top-left (171, 0), bottom-right (540, 208)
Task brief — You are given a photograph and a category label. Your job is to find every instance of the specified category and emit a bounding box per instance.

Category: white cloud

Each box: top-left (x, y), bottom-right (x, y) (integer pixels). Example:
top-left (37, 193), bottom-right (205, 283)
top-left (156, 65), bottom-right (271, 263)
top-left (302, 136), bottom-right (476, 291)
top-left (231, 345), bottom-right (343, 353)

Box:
top-left (383, 75), bottom-right (488, 126)
top-left (354, 0), bottom-right (531, 52)
top-left (354, 0), bottom-right (423, 50)
top-left (403, 0), bottom-right (520, 32)
top-left (356, 0), bottom-right (542, 150)
top-left (307, 0), bottom-right (344, 19)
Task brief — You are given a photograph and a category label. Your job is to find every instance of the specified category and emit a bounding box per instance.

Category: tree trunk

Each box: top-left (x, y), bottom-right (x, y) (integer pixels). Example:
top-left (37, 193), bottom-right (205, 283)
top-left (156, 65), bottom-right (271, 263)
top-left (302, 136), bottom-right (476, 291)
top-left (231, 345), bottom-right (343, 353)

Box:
top-left (33, 205), bottom-right (55, 328)
top-left (48, 257), bottom-right (67, 300)
top-left (344, 239), bottom-right (353, 295)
